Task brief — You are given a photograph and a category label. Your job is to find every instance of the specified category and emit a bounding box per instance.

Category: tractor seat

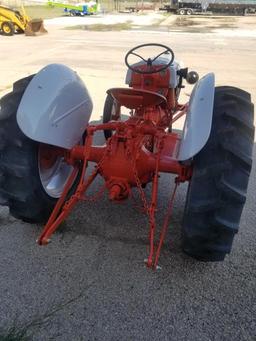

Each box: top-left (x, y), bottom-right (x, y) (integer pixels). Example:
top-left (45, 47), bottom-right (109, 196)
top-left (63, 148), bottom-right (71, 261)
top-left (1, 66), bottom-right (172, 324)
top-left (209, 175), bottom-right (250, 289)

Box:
top-left (107, 88), bottom-right (167, 110)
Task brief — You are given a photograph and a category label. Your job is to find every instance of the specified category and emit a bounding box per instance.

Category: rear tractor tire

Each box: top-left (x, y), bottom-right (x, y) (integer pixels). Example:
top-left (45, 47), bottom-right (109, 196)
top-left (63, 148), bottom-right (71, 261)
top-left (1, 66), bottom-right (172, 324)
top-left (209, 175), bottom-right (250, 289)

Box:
top-left (0, 76), bottom-right (80, 223)
top-left (182, 86), bottom-right (254, 261)
top-left (102, 94), bottom-right (121, 140)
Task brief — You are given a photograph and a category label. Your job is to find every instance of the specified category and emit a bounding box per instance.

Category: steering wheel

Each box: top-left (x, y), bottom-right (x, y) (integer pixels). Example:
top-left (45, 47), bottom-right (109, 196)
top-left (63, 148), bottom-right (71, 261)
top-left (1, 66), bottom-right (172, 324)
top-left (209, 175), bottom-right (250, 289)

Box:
top-left (125, 43), bottom-right (175, 75)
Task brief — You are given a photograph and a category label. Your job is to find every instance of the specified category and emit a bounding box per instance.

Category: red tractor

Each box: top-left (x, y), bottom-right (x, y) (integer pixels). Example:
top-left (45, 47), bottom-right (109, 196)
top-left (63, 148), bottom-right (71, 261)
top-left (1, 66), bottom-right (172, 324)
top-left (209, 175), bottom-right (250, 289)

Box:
top-left (0, 43), bottom-right (254, 269)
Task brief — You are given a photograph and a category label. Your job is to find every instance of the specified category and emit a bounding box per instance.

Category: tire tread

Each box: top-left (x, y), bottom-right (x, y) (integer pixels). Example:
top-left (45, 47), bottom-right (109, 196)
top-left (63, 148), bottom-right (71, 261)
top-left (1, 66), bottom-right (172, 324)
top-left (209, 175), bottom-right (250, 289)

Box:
top-left (182, 86), bottom-right (254, 261)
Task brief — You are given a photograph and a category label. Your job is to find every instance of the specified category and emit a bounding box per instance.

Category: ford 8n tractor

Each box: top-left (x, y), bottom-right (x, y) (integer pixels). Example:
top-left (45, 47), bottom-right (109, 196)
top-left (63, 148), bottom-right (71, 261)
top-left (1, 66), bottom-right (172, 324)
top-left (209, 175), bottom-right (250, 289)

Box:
top-left (0, 43), bottom-right (254, 269)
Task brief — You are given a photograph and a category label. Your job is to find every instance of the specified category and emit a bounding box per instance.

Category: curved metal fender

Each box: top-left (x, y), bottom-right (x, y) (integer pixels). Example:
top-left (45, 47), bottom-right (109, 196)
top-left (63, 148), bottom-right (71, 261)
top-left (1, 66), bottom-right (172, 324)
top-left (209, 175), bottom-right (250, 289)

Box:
top-left (17, 64), bottom-right (93, 149)
top-left (178, 73), bottom-right (215, 161)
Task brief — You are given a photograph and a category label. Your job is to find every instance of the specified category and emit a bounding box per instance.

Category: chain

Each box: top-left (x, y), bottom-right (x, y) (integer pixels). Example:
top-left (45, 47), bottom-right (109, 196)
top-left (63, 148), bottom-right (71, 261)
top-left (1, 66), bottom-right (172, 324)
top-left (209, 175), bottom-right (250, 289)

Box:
top-left (127, 135), bottom-right (163, 224)
top-left (130, 190), bottom-right (147, 213)
top-left (127, 141), bottom-right (151, 216)
top-left (127, 134), bottom-right (168, 268)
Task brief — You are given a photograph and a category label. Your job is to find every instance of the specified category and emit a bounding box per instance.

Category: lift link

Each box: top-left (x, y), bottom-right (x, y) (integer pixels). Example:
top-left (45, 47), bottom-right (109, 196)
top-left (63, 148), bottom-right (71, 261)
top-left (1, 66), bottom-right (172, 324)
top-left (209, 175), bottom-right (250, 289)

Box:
top-left (37, 122), bottom-right (189, 268)
top-left (37, 131), bottom-right (106, 245)
top-left (37, 127), bottom-right (182, 269)
top-left (129, 135), bottom-right (180, 269)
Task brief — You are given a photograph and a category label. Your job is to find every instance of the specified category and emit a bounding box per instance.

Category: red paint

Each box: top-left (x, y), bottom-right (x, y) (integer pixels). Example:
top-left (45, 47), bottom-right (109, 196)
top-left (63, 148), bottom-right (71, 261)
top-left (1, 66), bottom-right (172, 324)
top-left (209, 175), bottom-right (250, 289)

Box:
top-left (37, 61), bottom-right (192, 269)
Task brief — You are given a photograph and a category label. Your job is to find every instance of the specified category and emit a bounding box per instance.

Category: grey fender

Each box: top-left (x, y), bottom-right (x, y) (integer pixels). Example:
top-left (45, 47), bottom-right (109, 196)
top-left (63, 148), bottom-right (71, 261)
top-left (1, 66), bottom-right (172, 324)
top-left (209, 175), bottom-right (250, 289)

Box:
top-left (178, 73), bottom-right (215, 161)
top-left (17, 64), bottom-right (93, 149)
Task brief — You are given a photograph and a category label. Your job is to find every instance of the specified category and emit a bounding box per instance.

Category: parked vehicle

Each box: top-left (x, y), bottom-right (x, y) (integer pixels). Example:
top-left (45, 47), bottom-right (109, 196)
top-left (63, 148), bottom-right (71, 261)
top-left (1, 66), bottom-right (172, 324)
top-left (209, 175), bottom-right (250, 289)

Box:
top-left (0, 4), bottom-right (47, 36)
top-left (160, 0), bottom-right (256, 15)
top-left (47, 1), bottom-right (99, 16)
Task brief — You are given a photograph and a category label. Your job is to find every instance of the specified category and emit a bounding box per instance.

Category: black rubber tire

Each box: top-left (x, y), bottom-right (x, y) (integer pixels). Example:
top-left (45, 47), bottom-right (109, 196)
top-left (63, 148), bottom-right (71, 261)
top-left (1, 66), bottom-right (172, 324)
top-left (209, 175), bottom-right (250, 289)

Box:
top-left (70, 10), bottom-right (77, 16)
top-left (182, 86), bottom-right (254, 261)
top-left (0, 76), bottom-right (80, 223)
top-left (16, 27), bottom-right (24, 34)
top-left (178, 8), bottom-right (186, 15)
top-left (1, 21), bottom-right (15, 36)
top-left (102, 94), bottom-right (120, 140)
top-left (244, 8), bottom-right (249, 15)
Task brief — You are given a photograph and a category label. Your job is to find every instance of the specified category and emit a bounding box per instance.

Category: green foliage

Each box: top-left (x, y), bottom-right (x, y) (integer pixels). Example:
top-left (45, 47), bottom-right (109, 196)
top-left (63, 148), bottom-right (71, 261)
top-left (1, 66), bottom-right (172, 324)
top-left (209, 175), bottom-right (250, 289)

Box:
top-left (0, 326), bottom-right (30, 341)
top-left (0, 291), bottom-right (88, 341)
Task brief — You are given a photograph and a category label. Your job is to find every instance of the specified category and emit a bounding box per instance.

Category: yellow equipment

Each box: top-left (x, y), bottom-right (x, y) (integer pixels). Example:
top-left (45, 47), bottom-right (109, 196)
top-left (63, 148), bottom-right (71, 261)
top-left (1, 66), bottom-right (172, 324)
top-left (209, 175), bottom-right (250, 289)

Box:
top-left (0, 5), bottom-right (47, 36)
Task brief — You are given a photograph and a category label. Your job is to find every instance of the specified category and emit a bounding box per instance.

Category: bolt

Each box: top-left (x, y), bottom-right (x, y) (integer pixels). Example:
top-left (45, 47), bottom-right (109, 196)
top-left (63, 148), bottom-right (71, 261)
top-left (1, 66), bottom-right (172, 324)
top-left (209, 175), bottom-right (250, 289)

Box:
top-left (109, 184), bottom-right (121, 200)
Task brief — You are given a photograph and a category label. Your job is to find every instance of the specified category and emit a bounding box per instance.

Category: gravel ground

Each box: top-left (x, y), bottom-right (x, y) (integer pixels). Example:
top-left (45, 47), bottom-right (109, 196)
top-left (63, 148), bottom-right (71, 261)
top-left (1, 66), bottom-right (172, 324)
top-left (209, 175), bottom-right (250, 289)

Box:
top-left (0, 149), bottom-right (255, 340)
top-left (0, 15), bottom-right (255, 340)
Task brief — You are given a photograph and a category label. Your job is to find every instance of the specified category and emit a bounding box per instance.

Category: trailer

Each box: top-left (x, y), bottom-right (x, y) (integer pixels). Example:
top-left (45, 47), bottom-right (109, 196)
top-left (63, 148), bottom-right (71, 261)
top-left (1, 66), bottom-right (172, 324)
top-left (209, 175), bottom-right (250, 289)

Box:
top-left (160, 0), bottom-right (256, 15)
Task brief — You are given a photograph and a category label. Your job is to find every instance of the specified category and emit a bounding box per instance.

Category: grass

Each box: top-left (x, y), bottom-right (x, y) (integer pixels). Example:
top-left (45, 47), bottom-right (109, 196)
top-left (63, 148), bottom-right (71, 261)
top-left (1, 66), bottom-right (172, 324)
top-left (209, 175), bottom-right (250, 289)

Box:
top-left (0, 326), bottom-right (30, 341)
top-left (0, 326), bottom-right (31, 341)
top-left (64, 21), bottom-right (132, 31)
top-left (0, 286), bottom-right (92, 341)
top-left (24, 5), bottom-right (65, 20)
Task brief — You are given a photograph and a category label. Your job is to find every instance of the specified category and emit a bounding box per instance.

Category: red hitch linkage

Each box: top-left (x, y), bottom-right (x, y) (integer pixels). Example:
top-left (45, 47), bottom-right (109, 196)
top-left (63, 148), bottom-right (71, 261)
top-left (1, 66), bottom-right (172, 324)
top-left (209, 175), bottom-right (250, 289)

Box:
top-left (37, 121), bottom-right (192, 269)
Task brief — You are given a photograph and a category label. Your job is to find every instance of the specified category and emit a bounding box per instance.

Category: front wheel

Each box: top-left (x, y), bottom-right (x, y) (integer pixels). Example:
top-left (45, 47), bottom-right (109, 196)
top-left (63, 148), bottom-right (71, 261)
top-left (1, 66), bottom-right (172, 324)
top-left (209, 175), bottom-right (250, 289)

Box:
top-left (1, 21), bottom-right (15, 36)
top-left (0, 77), bottom-right (80, 223)
top-left (182, 87), bottom-right (254, 261)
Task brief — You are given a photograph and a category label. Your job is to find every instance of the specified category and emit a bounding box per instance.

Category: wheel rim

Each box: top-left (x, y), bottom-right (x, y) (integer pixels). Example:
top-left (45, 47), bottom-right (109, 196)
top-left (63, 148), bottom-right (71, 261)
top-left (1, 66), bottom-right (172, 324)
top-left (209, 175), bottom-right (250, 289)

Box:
top-left (111, 100), bottom-right (120, 120)
top-left (3, 25), bottom-right (11, 34)
top-left (38, 145), bottom-right (74, 198)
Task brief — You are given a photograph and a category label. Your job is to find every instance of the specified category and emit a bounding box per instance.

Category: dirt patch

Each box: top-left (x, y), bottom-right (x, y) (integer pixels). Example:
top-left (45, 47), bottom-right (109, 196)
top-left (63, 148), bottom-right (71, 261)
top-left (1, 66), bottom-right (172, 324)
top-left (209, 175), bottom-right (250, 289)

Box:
top-left (160, 14), bottom-right (256, 33)
top-left (163, 15), bottom-right (236, 33)
top-left (64, 22), bottom-right (132, 31)
top-left (64, 15), bottom-right (238, 33)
